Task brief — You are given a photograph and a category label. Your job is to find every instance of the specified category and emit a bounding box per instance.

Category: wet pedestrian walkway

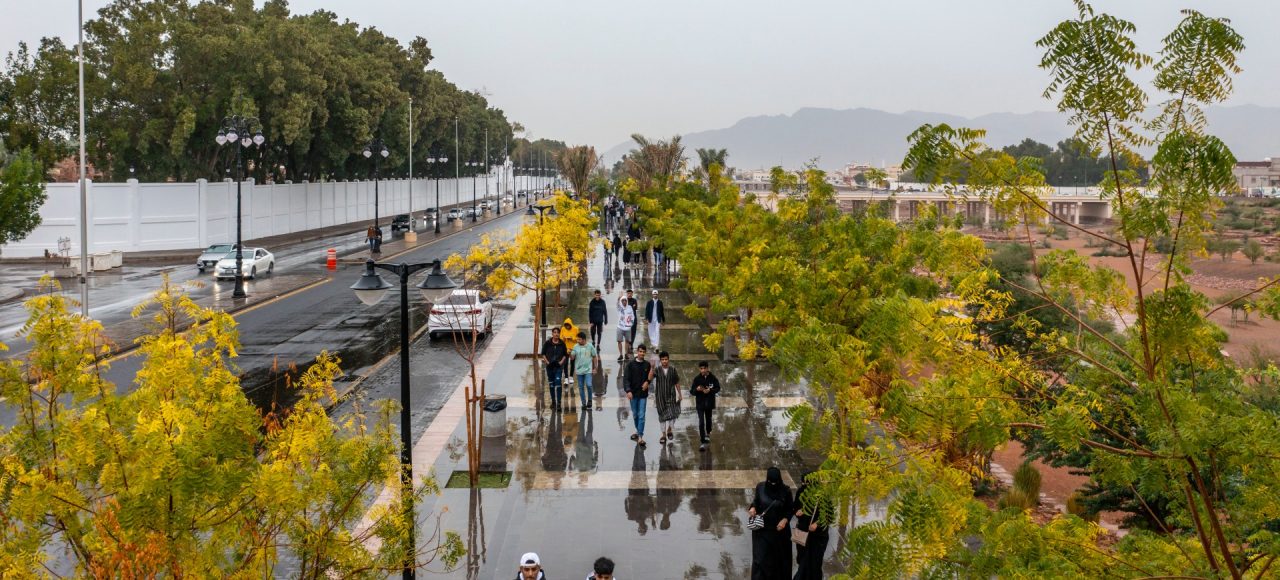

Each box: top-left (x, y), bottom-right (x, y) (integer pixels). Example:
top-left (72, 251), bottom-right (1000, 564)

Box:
top-left (371, 248), bottom-right (866, 578)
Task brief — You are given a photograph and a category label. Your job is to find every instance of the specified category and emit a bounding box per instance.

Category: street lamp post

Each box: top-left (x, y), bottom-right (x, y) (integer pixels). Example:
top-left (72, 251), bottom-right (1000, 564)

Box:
top-left (351, 259), bottom-right (458, 580)
top-left (525, 203), bottom-right (557, 336)
top-left (363, 138), bottom-right (390, 236)
top-left (215, 116), bottom-right (265, 299)
top-left (467, 161), bottom-right (480, 222)
top-left (428, 154), bottom-right (447, 234)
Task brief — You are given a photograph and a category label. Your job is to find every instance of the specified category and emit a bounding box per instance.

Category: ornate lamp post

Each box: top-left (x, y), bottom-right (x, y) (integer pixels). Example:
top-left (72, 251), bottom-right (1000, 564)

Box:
top-left (467, 161), bottom-right (481, 222)
top-left (525, 202), bottom-right (558, 337)
top-left (351, 259), bottom-right (458, 580)
top-left (428, 153), bottom-right (448, 234)
top-left (363, 138), bottom-right (390, 234)
top-left (215, 116), bottom-right (264, 298)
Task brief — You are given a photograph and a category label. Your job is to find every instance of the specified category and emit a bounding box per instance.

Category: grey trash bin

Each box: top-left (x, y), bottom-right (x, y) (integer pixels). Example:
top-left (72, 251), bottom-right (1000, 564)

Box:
top-left (481, 394), bottom-right (507, 437)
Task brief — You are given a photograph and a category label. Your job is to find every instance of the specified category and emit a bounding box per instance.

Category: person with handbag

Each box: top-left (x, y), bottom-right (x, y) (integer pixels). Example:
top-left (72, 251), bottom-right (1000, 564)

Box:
top-left (748, 467), bottom-right (793, 579)
top-left (792, 470), bottom-right (835, 579)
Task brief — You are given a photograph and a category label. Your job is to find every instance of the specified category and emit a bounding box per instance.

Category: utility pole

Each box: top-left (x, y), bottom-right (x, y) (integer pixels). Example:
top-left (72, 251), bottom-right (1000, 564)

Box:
top-left (77, 0), bottom-right (89, 316)
top-left (408, 97), bottom-right (413, 215)
top-left (454, 117), bottom-right (460, 208)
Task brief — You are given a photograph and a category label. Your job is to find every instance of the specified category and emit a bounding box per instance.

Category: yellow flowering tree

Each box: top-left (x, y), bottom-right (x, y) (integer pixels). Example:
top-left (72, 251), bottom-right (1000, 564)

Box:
top-left (0, 278), bottom-right (462, 577)
top-left (449, 192), bottom-right (595, 356)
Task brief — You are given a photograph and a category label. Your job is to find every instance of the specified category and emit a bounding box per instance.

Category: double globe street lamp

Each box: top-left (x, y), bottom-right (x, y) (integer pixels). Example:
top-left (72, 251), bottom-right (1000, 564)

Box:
top-left (525, 202), bottom-right (557, 335)
top-left (350, 258), bottom-right (459, 580)
top-left (364, 139), bottom-right (390, 236)
top-left (466, 161), bottom-right (482, 222)
top-left (427, 154), bottom-right (448, 234)
top-left (215, 116), bottom-right (265, 299)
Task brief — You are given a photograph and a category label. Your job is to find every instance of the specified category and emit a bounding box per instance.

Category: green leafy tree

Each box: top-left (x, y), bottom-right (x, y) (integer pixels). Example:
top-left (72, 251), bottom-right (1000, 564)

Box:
top-left (0, 0), bottom-right (531, 182)
top-left (1242, 239), bottom-right (1265, 264)
top-left (0, 278), bottom-right (462, 576)
top-left (0, 147), bottom-right (46, 250)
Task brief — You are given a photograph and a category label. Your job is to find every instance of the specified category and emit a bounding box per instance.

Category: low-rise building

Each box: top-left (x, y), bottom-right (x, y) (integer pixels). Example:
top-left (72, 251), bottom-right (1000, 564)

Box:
top-left (1233, 158), bottom-right (1280, 194)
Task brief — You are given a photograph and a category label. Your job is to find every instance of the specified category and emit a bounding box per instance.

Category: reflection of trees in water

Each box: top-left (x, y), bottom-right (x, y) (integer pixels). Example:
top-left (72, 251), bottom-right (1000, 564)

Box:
top-left (682, 563), bottom-right (708, 579)
top-left (718, 551), bottom-right (749, 579)
top-left (624, 445), bottom-right (655, 535)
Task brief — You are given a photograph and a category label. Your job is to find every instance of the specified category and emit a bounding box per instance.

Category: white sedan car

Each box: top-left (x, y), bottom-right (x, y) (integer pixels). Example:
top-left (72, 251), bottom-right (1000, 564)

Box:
top-left (428, 289), bottom-right (495, 339)
top-left (213, 248), bottom-right (275, 280)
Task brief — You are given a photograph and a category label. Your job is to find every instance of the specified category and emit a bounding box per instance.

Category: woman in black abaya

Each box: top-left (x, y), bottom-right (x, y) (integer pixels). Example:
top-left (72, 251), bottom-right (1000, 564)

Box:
top-left (748, 466), bottom-right (793, 579)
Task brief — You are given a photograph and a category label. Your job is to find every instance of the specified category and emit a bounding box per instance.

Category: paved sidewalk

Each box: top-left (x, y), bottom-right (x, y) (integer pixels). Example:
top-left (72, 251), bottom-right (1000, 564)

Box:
top-left (382, 250), bottom-right (860, 578)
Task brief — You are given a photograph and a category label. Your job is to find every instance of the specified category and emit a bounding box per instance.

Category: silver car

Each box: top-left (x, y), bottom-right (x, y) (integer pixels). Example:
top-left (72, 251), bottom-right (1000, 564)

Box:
top-left (196, 243), bottom-right (237, 272)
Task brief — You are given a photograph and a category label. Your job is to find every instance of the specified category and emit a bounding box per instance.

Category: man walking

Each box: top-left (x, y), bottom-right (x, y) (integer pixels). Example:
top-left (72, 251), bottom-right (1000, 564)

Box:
top-left (616, 294), bottom-right (636, 362)
top-left (584, 557), bottom-right (616, 580)
top-left (541, 328), bottom-right (568, 411)
top-left (588, 289), bottom-right (608, 349)
top-left (690, 361), bottom-right (722, 450)
top-left (644, 290), bottom-right (665, 350)
top-left (623, 345), bottom-right (652, 446)
top-left (515, 552), bottom-right (547, 580)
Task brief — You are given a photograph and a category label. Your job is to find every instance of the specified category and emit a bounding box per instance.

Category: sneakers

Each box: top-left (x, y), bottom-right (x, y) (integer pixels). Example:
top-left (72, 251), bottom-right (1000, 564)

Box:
top-left (659, 436), bottom-right (666, 444)
top-left (700, 443), bottom-right (707, 451)
top-left (630, 434), bottom-right (639, 441)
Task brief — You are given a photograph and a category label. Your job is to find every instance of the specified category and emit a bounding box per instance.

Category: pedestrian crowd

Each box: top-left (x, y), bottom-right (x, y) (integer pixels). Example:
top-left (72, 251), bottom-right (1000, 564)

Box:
top-left (527, 196), bottom-right (829, 578)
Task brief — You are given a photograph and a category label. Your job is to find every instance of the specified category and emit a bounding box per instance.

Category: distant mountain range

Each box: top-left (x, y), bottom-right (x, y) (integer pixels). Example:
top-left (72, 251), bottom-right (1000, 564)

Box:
top-left (603, 104), bottom-right (1280, 172)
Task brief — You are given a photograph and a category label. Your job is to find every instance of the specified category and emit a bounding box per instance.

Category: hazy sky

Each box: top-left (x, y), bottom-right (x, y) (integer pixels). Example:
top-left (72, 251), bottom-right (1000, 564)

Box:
top-left (3, 0), bottom-right (1278, 150)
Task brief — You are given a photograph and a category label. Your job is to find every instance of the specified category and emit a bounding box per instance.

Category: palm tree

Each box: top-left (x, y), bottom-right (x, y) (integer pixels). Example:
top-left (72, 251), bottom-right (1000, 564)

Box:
top-left (695, 148), bottom-right (729, 183)
top-left (862, 167), bottom-right (889, 190)
top-left (623, 134), bottom-right (685, 191)
top-left (555, 145), bottom-right (599, 204)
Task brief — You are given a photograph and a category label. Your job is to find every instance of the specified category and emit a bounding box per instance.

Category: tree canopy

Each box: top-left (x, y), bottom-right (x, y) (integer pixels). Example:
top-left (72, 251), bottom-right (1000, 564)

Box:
top-left (626, 3), bottom-right (1280, 577)
top-left (0, 278), bottom-right (462, 576)
top-left (0, 147), bottom-right (46, 249)
top-left (0, 0), bottom-right (550, 183)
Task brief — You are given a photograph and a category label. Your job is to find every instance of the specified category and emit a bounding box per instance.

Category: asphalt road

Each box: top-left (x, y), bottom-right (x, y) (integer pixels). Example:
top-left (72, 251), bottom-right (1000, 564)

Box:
top-left (91, 210), bottom-right (524, 409)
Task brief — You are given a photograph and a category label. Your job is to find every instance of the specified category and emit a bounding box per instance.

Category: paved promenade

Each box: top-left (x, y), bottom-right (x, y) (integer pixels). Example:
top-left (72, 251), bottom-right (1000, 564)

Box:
top-left (387, 249), bottom-right (864, 578)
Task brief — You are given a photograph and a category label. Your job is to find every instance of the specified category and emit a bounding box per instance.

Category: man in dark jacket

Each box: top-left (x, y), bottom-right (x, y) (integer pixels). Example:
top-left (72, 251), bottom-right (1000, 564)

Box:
top-left (588, 289), bottom-right (608, 349)
top-left (623, 345), bottom-right (652, 446)
top-left (541, 328), bottom-right (568, 411)
top-left (689, 361), bottom-right (722, 450)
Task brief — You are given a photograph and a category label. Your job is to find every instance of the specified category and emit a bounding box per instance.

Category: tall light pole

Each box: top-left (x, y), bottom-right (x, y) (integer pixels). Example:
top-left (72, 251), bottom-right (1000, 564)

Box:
top-left (454, 117), bottom-right (460, 212)
top-left (428, 153), bottom-right (447, 234)
top-left (525, 203), bottom-right (557, 339)
top-left (77, 0), bottom-right (89, 316)
top-left (485, 128), bottom-right (494, 216)
top-left (351, 259), bottom-right (458, 580)
top-left (408, 98), bottom-right (414, 217)
top-left (467, 161), bottom-right (480, 222)
top-left (215, 116), bottom-right (264, 299)
top-left (363, 138), bottom-right (390, 235)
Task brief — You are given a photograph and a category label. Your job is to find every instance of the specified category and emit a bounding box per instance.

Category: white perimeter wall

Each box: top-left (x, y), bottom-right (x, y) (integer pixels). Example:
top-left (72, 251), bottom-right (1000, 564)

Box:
top-left (2, 173), bottom-right (547, 258)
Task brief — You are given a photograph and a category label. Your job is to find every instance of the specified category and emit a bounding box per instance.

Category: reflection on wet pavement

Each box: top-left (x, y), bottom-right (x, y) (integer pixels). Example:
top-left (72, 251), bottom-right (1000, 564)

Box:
top-left (395, 249), bottom-right (874, 578)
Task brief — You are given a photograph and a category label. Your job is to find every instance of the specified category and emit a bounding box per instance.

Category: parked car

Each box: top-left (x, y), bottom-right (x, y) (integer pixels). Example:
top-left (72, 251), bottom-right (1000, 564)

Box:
top-left (391, 214), bottom-right (414, 232)
top-left (214, 247), bottom-right (274, 280)
top-left (196, 243), bottom-right (238, 272)
top-left (427, 289), bottom-right (494, 339)
top-left (479, 200), bottom-right (493, 211)
top-left (446, 208), bottom-right (462, 222)
top-left (465, 207), bottom-right (478, 218)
